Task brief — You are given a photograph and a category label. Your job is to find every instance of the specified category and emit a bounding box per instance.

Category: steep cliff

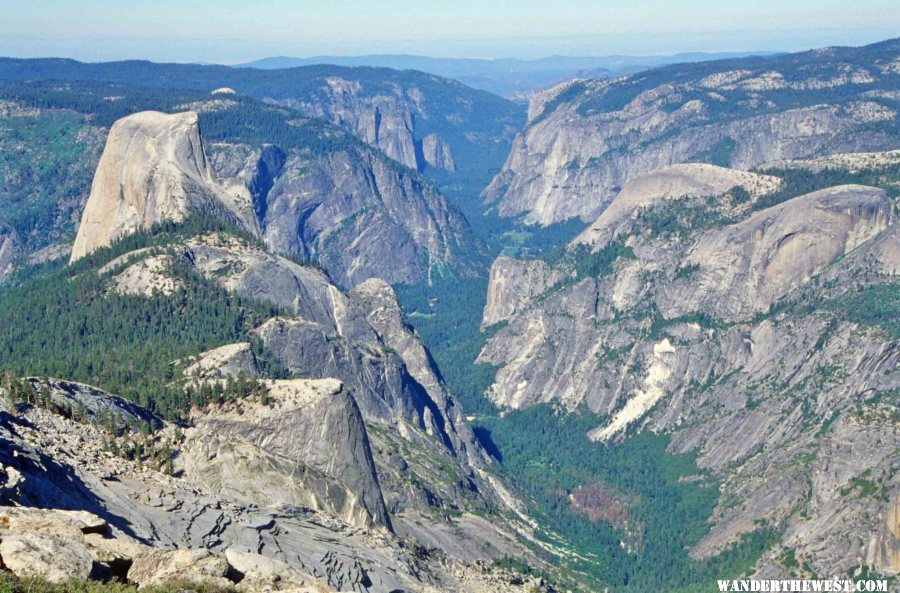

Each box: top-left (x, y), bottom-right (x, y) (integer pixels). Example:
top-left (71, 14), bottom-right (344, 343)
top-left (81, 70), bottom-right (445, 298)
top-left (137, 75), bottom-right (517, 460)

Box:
top-left (0, 380), bottom-right (543, 593)
top-left (0, 220), bottom-right (544, 589)
top-left (209, 141), bottom-right (477, 288)
top-left (476, 159), bottom-right (899, 577)
top-left (484, 38), bottom-right (900, 224)
top-left (0, 228), bottom-right (20, 283)
top-left (104, 233), bottom-right (495, 518)
top-left (70, 111), bottom-right (258, 261)
top-left (66, 107), bottom-right (480, 287)
top-left (421, 133), bottom-right (456, 172)
top-left (482, 256), bottom-right (565, 327)
top-left (0, 59), bottom-right (525, 180)
top-left (664, 184), bottom-right (892, 319)
top-left (183, 378), bottom-right (390, 530)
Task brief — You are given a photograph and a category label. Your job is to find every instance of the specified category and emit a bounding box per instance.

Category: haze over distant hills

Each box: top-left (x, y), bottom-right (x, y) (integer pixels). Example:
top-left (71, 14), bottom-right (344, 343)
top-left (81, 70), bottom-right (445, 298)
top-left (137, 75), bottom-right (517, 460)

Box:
top-left (236, 51), bottom-right (778, 98)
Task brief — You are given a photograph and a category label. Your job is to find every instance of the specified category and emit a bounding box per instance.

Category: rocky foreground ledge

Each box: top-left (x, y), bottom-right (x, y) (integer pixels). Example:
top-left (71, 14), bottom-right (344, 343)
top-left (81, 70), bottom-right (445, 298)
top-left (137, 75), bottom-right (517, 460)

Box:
top-left (0, 377), bottom-right (558, 593)
top-left (0, 505), bottom-right (558, 593)
top-left (0, 506), bottom-right (331, 592)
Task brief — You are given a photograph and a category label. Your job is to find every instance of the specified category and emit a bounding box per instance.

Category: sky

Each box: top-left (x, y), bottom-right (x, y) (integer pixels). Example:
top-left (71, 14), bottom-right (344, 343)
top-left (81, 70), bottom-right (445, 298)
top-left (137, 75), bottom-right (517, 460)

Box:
top-left (1, 0), bottom-right (898, 63)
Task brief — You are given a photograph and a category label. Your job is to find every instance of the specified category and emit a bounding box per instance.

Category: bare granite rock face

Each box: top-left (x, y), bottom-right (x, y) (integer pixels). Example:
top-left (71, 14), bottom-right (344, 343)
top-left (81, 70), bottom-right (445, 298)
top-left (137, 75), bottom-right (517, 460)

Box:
top-left (224, 549), bottom-right (332, 592)
top-left (0, 228), bottom-right (20, 284)
top-left (103, 235), bottom-right (500, 521)
top-left (184, 342), bottom-right (260, 379)
top-left (421, 133), bottom-right (456, 172)
top-left (572, 163), bottom-right (782, 250)
top-left (0, 506), bottom-right (336, 591)
top-left (0, 508), bottom-right (96, 583)
top-left (664, 184), bottom-right (893, 319)
top-left (482, 256), bottom-right (566, 327)
top-left (208, 142), bottom-right (477, 289)
top-left (0, 532), bottom-right (94, 583)
top-left (109, 253), bottom-right (185, 296)
top-left (0, 384), bottom-right (543, 593)
top-left (270, 74), bottom-right (517, 175)
top-left (483, 41), bottom-right (900, 225)
top-left (183, 378), bottom-right (390, 530)
top-left (70, 111), bottom-right (259, 262)
top-left (67, 108), bottom-right (479, 289)
top-left (129, 548), bottom-right (233, 589)
top-left (873, 498), bottom-right (900, 574)
top-left (19, 377), bottom-right (162, 429)
top-left (348, 278), bottom-right (485, 462)
top-left (0, 507), bottom-right (99, 583)
top-left (293, 77), bottom-right (420, 170)
top-left (476, 160), bottom-right (899, 577)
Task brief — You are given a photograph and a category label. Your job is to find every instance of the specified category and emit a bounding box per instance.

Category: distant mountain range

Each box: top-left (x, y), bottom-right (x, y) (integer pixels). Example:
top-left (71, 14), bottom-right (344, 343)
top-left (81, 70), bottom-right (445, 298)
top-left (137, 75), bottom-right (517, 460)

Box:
top-left (236, 52), bottom-right (779, 99)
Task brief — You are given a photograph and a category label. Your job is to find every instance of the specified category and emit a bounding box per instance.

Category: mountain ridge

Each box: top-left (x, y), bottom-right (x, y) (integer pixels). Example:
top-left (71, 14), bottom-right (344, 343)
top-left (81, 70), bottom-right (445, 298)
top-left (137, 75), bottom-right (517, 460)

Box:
top-left (235, 51), bottom-right (780, 98)
top-left (483, 37), bottom-right (900, 225)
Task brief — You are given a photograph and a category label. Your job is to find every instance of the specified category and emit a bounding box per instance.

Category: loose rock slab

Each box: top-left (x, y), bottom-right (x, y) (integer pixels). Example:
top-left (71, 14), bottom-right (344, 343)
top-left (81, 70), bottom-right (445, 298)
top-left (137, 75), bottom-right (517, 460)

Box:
top-left (0, 532), bottom-right (93, 583)
top-left (129, 548), bottom-right (233, 589)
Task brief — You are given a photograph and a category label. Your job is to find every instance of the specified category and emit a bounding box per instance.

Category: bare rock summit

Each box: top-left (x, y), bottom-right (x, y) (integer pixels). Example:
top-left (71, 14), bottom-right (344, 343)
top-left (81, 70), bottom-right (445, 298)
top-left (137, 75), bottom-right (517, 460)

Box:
top-left (70, 111), bottom-right (258, 262)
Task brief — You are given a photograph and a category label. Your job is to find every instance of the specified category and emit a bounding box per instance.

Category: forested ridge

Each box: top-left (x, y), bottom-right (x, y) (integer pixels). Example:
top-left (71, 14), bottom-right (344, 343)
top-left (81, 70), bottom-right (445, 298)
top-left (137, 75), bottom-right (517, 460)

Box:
top-left (0, 216), bottom-right (289, 419)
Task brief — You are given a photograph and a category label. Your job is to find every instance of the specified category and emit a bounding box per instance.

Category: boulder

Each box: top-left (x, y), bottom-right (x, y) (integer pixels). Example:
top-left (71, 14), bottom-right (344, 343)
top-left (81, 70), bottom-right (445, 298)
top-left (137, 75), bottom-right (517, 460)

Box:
top-left (0, 466), bottom-right (24, 504)
top-left (0, 506), bottom-right (94, 539)
top-left (482, 256), bottom-right (565, 327)
top-left (84, 533), bottom-right (153, 581)
top-left (128, 548), bottom-right (232, 589)
top-left (224, 549), bottom-right (328, 592)
top-left (0, 533), bottom-right (93, 583)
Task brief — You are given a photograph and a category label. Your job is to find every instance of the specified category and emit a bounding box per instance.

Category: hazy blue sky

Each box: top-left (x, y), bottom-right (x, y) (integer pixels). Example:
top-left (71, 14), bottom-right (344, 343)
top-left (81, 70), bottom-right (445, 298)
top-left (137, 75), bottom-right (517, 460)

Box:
top-left (1, 0), bottom-right (898, 62)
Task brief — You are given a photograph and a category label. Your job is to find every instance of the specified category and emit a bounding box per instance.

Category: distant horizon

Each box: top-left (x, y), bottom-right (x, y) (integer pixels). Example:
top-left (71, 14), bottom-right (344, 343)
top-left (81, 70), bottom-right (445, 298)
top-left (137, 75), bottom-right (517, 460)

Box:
top-left (239, 49), bottom-right (782, 64)
top-left (1, 26), bottom-right (897, 65)
top-left (3, 0), bottom-right (898, 64)
top-left (0, 46), bottom-right (789, 66)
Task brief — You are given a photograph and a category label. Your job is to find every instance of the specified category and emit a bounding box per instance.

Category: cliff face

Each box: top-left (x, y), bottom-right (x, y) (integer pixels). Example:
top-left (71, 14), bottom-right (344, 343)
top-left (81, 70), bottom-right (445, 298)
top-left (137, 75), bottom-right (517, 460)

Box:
top-left (106, 233), bottom-right (493, 517)
top-left (183, 378), bottom-right (390, 530)
top-left (0, 228), bottom-right (19, 283)
top-left (665, 184), bottom-right (892, 319)
top-left (266, 72), bottom-right (521, 176)
top-left (319, 82), bottom-right (419, 170)
top-left (483, 39), bottom-right (900, 225)
top-left (421, 133), bottom-right (456, 172)
top-left (68, 109), bottom-right (479, 288)
top-left (70, 111), bottom-right (258, 262)
top-left (482, 256), bottom-right (565, 327)
top-left (209, 143), bottom-right (476, 289)
top-left (0, 58), bottom-right (526, 181)
top-left (65, 105), bottom-right (488, 501)
top-left (476, 160), bottom-right (899, 576)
